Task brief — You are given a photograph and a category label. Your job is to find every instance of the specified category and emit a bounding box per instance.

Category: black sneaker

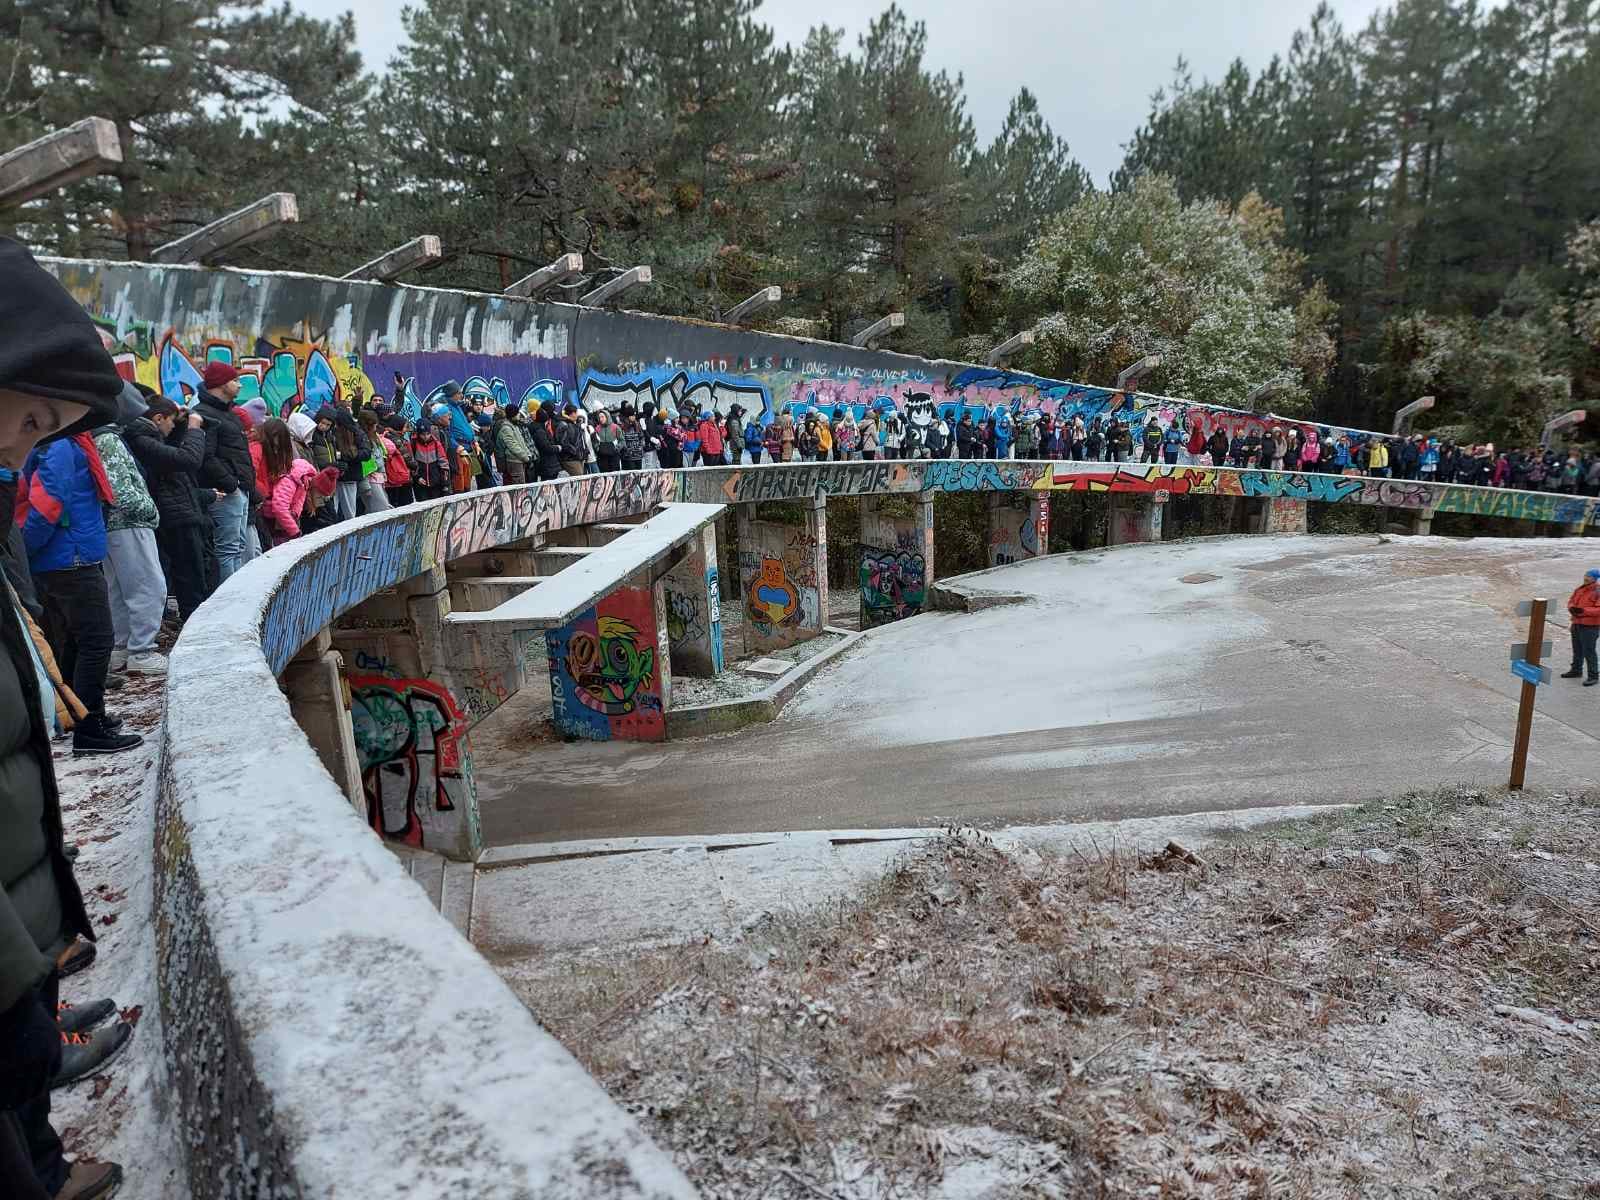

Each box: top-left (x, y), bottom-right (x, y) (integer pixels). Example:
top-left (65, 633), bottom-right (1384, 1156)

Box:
top-left (103, 672), bottom-right (127, 692)
top-left (51, 1022), bottom-right (132, 1089)
top-left (1586, 677), bottom-right (1598, 688)
top-left (57, 998), bottom-right (117, 1036)
top-left (72, 714), bottom-right (143, 756)
top-left (1560, 668), bottom-right (1583, 679)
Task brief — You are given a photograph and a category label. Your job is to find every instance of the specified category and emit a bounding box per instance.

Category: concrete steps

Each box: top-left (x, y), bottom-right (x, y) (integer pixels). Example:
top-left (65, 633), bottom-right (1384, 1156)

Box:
top-left (388, 845), bottom-right (476, 941)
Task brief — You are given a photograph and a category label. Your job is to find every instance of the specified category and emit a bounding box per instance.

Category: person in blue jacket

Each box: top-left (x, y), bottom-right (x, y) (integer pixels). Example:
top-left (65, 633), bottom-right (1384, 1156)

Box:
top-left (1162, 421), bottom-right (1185, 465)
top-left (18, 433), bottom-right (142, 756)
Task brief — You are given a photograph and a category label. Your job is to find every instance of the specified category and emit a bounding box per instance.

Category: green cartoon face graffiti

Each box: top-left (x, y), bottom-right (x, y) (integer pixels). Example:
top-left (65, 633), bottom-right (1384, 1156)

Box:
top-left (566, 615), bottom-right (657, 716)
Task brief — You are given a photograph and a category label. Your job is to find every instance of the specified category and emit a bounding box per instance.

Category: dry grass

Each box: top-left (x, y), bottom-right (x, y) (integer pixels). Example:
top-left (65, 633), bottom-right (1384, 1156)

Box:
top-left (527, 788), bottom-right (1600, 1199)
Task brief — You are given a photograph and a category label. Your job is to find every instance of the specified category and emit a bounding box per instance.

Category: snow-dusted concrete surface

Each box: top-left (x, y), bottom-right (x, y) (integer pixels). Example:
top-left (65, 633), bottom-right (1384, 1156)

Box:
top-left (475, 535), bottom-right (1600, 845)
top-left (474, 805), bottom-right (1342, 982)
top-left (51, 674), bottom-right (184, 1200)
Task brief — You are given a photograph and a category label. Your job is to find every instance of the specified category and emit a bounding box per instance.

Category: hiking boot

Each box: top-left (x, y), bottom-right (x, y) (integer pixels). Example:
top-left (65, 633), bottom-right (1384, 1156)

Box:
top-left (108, 649), bottom-right (128, 673)
top-left (73, 714), bottom-right (143, 756)
top-left (54, 1158), bottom-right (123, 1200)
top-left (124, 650), bottom-right (167, 675)
top-left (103, 672), bottom-right (127, 691)
top-left (63, 842), bottom-right (80, 861)
top-left (56, 938), bottom-right (96, 978)
top-left (1560, 667), bottom-right (1583, 679)
top-left (1586, 677), bottom-right (1598, 688)
top-left (57, 998), bottom-right (117, 1036)
top-left (51, 1022), bottom-right (132, 1090)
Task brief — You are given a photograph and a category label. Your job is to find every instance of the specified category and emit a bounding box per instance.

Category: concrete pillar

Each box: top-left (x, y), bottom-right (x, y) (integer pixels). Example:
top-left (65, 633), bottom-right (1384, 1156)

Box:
top-left (859, 493), bottom-right (934, 626)
top-left (986, 493), bottom-right (1049, 566)
top-left (545, 570), bottom-right (671, 741)
top-left (281, 630), bottom-right (364, 818)
top-left (328, 565), bottom-right (485, 861)
top-left (736, 497), bottom-right (829, 655)
top-left (660, 524), bottom-right (725, 676)
top-left (1410, 507), bottom-right (1436, 536)
top-left (1255, 497), bottom-right (1308, 534)
top-left (1106, 494), bottom-right (1164, 546)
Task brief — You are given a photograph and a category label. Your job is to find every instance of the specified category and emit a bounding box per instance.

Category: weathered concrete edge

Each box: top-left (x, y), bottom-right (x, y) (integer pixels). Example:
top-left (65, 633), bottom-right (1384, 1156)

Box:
top-left (161, 506), bottom-right (698, 1198)
top-left (664, 625), bottom-right (865, 738)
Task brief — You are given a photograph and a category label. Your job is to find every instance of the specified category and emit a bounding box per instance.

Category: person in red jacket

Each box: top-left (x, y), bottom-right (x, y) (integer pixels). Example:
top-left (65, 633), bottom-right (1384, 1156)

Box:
top-left (1559, 567), bottom-right (1600, 685)
top-left (695, 409), bottom-right (725, 466)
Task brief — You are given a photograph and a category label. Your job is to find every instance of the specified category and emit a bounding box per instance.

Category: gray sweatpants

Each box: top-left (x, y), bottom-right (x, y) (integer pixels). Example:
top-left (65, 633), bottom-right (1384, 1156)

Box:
top-left (105, 526), bottom-right (168, 655)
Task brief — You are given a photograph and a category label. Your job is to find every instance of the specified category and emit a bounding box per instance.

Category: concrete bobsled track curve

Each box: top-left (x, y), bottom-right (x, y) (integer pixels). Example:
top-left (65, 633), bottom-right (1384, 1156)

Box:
top-left (77, 257), bottom-right (1597, 1197)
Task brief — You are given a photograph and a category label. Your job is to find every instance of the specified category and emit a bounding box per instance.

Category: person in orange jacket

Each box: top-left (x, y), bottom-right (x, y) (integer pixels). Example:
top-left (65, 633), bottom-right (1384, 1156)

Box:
top-left (1560, 567), bottom-right (1600, 685)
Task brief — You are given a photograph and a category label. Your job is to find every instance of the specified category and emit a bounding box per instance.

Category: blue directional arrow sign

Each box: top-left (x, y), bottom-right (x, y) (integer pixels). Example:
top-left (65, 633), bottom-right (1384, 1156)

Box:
top-left (1511, 658), bottom-right (1550, 686)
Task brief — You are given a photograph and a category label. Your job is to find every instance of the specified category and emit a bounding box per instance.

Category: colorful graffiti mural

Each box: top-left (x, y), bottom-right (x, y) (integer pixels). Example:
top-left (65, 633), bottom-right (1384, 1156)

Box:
top-left (989, 497), bottom-right (1047, 567)
top-left (545, 587), bottom-right (666, 741)
top-left (860, 549), bottom-right (927, 625)
top-left (348, 675), bottom-right (474, 851)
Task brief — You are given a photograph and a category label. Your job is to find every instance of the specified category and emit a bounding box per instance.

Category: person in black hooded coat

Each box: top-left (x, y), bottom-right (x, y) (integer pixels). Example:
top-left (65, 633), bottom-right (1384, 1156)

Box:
top-left (123, 392), bottom-right (209, 620)
top-left (0, 235), bottom-right (129, 1200)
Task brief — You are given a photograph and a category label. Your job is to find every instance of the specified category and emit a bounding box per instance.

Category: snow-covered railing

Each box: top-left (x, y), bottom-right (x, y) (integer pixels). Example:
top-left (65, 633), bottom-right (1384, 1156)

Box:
top-left (155, 470), bottom-right (698, 1200)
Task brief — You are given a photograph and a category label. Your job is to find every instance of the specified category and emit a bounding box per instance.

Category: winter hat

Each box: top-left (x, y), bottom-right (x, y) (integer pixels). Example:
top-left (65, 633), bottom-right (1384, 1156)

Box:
top-left (311, 466), bottom-right (341, 497)
top-left (475, 413), bottom-right (494, 429)
top-left (286, 411), bottom-right (317, 444)
top-left (1587, 569), bottom-right (1600, 582)
top-left (442, 380), bottom-right (463, 399)
top-left (506, 401), bottom-right (521, 415)
top-left (114, 381), bottom-right (149, 426)
top-left (0, 236), bottom-right (122, 437)
top-left (383, 414), bottom-right (407, 432)
top-left (202, 361), bottom-right (239, 391)
top-left (241, 397), bottom-right (269, 428)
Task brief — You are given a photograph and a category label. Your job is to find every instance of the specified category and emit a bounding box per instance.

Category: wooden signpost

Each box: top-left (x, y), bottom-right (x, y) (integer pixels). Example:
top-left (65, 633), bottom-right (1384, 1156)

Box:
top-left (1508, 598), bottom-right (1550, 791)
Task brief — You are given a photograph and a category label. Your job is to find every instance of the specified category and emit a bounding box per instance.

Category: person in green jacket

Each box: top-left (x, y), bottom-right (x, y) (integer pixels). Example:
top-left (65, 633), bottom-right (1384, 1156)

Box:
top-left (94, 409), bottom-right (169, 676)
top-left (492, 403), bottom-right (533, 485)
top-left (0, 237), bottom-right (129, 1200)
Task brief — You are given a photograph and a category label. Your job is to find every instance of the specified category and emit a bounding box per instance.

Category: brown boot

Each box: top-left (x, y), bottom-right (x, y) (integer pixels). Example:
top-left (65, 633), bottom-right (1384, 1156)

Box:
top-left (54, 1160), bottom-right (122, 1200)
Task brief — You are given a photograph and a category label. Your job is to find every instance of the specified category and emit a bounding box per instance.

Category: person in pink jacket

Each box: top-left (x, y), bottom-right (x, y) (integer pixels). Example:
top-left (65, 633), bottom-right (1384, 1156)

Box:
top-left (260, 417), bottom-right (339, 540)
top-left (1299, 428), bottom-right (1320, 470)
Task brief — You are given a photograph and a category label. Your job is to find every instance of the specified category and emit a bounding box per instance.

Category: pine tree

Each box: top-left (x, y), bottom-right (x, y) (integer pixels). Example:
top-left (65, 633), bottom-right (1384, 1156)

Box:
top-left (0, 0), bottom-right (364, 264)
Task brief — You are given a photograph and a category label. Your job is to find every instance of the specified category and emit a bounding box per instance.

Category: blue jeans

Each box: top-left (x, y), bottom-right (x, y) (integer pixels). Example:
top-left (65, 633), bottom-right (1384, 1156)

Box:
top-left (212, 488), bottom-right (249, 582)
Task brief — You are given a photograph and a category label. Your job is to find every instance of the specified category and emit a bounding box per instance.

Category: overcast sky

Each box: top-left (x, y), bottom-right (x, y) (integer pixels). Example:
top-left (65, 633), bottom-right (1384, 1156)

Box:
top-left (320, 0), bottom-right (1389, 183)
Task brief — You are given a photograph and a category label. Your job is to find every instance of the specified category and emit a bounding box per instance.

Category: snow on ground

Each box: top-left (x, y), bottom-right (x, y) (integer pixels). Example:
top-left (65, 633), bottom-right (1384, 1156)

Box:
top-left (50, 672), bottom-right (184, 1200)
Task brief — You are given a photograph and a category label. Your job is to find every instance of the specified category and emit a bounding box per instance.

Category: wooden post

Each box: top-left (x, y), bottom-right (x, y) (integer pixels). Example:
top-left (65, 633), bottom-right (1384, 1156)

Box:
top-left (1508, 597), bottom-right (1547, 791)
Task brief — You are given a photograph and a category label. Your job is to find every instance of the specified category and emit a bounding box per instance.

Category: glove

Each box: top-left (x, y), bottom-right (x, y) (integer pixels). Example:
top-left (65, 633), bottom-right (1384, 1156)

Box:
top-left (0, 990), bottom-right (59, 1111)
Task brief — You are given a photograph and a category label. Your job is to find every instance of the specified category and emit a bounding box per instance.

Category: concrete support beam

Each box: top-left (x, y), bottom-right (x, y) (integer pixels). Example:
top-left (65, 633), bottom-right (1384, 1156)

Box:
top-left (1410, 508), bottom-right (1436, 537)
top-left (281, 637), bottom-right (364, 819)
top-left (546, 569), bottom-right (671, 741)
top-left (579, 265), bottom-right (652, 308)
top-left (850, 312), bottom-right (905, 348)
top-left (0, 117), bottom-right (121, 207)
top-left (325, 565), bottom-right (486, 861)
top-left (448, 576), bottom-right (551, 612)
top-left (1107, 494), bottom-right (1164, 546)
top-left (737, 498), bottom-right (828, 655)
top-left (986, 493), bottom-right (1049, 566)
top-left (724, 286), bottom-right (781, 325)
top-left (859, 493), bottom-right (934, 626)
top-left (660, 525), bottom-right (725, 677)
top-left (150, 192), bottom-right (298, 264)
top-left (341, 235), bottom-right (443, 282)
top-left (506, 253), bottom-right (584, 299)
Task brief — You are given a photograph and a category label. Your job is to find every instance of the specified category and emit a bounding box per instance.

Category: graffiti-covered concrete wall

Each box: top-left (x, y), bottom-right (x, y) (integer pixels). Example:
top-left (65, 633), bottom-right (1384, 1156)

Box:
top-left (738, 509), bottom-right (827, 654)
top-left (546, 584), bottom-right (670, 741)
top-left (858, 496), bottom-right (933, 626)
top-left (47, 257), bottom-right (1394, 452)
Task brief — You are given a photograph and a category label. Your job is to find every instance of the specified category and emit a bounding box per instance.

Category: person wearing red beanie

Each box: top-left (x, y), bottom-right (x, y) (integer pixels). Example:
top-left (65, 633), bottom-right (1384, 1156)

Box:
top-left (193, 363), bottom-right (257, 584)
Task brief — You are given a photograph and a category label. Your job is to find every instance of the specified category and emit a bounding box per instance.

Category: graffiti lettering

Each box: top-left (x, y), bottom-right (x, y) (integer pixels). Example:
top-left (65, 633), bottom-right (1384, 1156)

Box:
top-left (348, 675), bottom-right (472, 851)
top-left (860, 549), bottom-right (927, 625)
